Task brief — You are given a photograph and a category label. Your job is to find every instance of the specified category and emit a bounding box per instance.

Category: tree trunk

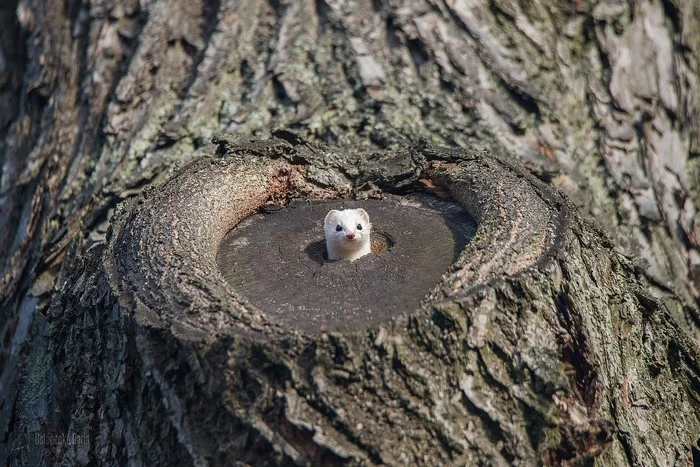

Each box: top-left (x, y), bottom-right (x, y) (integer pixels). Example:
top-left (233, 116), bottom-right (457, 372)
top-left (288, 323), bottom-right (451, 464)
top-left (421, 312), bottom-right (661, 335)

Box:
top-left (1, 0), bottom-right (699, 465)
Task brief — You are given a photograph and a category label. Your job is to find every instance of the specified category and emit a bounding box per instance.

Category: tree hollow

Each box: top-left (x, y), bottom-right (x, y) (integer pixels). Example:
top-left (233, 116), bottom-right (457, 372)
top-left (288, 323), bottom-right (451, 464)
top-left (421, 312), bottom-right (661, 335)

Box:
top-left (217, 196), bottom-right (477, 333)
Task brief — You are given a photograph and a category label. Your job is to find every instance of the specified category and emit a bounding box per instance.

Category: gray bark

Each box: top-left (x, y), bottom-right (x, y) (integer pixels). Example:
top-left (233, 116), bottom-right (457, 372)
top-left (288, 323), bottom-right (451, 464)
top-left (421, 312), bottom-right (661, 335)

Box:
top-left (1, 0), bottom-right (699, 465)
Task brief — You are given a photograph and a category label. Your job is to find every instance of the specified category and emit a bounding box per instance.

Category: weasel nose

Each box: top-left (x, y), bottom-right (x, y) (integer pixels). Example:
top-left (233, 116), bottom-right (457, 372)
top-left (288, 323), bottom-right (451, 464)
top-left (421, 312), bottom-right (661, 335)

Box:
top-left (346, 234), bottom-right (355, 240)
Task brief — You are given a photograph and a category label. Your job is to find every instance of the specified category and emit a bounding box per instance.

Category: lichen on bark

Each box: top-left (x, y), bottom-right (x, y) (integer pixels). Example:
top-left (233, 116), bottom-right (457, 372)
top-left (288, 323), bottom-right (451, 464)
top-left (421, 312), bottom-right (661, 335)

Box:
top-left (5, 136), bottom-right (698, 465)
top-left (2, 0), bottom-right (700, 465)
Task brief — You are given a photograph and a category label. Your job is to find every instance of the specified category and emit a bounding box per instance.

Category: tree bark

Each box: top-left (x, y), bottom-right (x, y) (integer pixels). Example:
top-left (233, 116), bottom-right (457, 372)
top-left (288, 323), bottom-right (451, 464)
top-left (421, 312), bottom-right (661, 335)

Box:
top-left (1, 0), bottom-right (699, 465)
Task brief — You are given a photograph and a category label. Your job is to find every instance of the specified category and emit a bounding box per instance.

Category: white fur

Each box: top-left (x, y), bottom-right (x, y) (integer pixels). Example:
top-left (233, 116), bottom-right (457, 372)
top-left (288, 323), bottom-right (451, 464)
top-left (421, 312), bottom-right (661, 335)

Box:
top-left (323, 208), bottom-right (372, 261)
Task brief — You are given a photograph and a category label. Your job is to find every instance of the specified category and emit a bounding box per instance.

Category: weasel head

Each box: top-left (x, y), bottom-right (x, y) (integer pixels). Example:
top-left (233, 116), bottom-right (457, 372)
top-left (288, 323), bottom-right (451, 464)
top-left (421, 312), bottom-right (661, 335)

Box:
top-left (324, 208), bottom-right (372, 260)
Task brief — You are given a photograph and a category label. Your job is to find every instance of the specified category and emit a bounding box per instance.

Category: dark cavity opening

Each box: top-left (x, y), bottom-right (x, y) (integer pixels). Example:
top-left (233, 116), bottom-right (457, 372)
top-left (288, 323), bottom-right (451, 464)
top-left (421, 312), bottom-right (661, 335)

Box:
top-left (305, 230), bottom-right (395, 263)
top-left (217, 194), bottom-right (477, 333)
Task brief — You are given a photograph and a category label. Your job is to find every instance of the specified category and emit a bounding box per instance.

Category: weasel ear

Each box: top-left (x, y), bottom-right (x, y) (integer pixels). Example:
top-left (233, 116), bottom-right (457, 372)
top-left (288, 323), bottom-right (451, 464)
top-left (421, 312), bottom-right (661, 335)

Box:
top-left (324, 210), bottom-right (341, 226)
top-left (356, 208), bottom-right (370, 223)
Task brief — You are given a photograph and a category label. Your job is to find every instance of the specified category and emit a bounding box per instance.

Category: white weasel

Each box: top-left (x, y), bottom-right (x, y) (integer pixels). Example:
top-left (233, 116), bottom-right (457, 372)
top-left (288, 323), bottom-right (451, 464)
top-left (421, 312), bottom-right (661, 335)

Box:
top-left (324, 208), bottom-right (372, 261)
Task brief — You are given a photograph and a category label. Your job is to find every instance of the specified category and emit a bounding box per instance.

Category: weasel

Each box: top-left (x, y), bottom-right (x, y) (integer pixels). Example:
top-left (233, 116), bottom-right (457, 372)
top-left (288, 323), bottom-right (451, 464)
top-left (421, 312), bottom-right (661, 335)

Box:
top-left (324, 208), bottom-right (372, 261)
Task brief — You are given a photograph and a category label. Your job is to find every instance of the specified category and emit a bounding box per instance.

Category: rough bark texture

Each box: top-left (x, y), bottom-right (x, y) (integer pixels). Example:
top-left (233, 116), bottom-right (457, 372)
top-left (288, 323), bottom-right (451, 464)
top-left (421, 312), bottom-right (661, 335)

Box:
top-left (1, 0), bottom-right (699, 465)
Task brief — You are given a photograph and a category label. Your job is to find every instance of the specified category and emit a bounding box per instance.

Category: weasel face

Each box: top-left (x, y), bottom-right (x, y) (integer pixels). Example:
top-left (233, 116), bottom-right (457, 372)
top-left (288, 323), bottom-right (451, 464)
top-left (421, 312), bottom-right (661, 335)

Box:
top-left (324, 208), bottom-right (372, 260)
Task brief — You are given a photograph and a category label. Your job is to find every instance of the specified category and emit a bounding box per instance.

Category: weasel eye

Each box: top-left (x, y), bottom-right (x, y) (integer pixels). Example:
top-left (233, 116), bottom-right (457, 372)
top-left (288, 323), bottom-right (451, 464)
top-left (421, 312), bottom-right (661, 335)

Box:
top-left (335, 225), bottom-right (342, 232)
top-left (357, 224), bottom-right (363, 230)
